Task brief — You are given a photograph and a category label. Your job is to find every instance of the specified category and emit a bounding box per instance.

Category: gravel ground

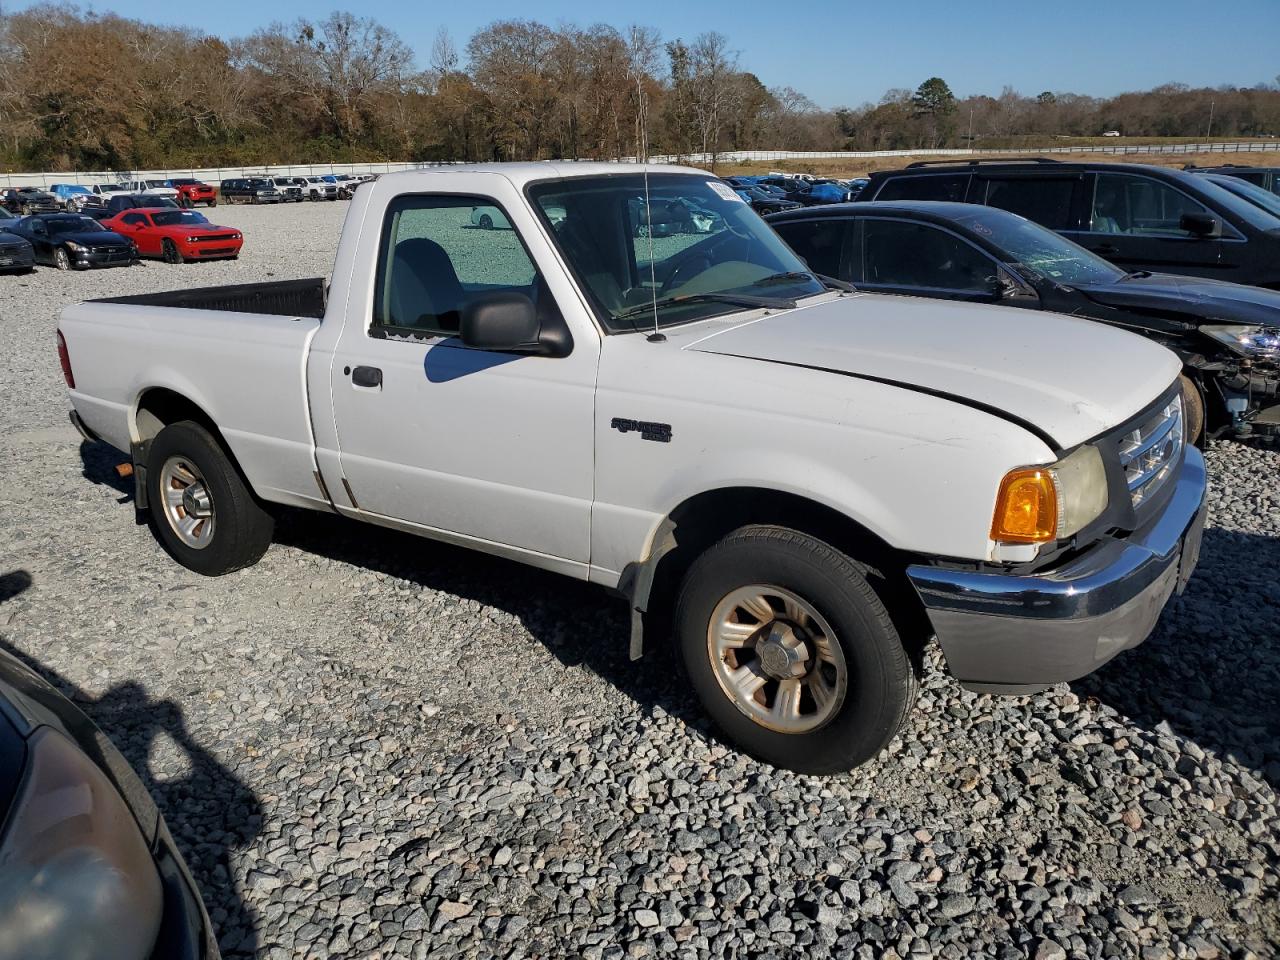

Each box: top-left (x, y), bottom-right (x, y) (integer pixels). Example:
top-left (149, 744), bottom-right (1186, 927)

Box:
top-left (1, 200), bottom-right (1277, 960)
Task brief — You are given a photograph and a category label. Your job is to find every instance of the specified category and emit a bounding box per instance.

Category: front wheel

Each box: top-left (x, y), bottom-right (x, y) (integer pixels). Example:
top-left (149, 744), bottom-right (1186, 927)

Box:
top-left (209, 199), bottom-right (217, 207)
top-left (162, 239), bottom-right (182, 264)
top-left (146, 421), bottom-right (274, 576)
top-left (53, 247), bottom-right (71, 271)
top-left (1180, 373), bottom-right (1206, 446)
top-left (675, 525), bottom-right (917, 774)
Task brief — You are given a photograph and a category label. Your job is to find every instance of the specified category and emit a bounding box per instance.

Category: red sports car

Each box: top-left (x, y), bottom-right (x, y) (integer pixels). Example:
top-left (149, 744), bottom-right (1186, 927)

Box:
top-left (103, 208), bottom-right (243, 263)
top-left (167, 178), bottom-right (217, 207)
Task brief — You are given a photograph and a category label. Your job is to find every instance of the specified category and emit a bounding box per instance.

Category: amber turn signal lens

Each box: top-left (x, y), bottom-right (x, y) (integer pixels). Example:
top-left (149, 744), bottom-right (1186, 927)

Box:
top-left (991, 469), bottom-right (1058, 543)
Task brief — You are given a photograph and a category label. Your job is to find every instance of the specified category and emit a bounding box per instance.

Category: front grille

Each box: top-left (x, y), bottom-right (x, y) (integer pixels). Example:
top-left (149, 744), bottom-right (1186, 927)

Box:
top-left (1116, 394), bottom-right (1183, 508)
top-left (90, 246), bottom-right (132, 260)
top-left (196, 247), bottom-right (236, 256)
top-left (192, 234), bottom-right (238, 243)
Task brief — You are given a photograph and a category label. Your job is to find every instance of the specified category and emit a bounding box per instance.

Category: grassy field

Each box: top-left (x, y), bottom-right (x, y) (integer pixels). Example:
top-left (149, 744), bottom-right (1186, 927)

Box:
top-left (706, 149), bottom-right (1280, 180)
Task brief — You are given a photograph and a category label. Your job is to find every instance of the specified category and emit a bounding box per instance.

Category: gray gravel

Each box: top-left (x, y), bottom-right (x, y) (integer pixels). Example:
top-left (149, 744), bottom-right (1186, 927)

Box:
top-left (1, 201), bottom-right (1277, 959)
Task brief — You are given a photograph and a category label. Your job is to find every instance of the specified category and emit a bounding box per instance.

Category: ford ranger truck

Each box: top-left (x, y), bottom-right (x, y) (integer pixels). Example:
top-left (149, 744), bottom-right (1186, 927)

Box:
top-left (57, 164), bottom-right (1208, 774)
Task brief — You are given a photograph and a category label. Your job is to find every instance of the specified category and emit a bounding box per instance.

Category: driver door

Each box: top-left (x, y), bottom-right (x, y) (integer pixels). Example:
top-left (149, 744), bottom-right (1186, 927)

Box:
top-left (118, 213), bottom-right (154, 254)
top-left (326, 192), bottom-right (599, 566)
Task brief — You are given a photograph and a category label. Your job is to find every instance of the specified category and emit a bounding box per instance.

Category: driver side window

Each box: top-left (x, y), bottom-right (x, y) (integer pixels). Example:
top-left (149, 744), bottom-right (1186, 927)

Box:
top-left (860, 219), bottom-right (996, 293)
top-left (372, 194), bottom-right (541, 338)
top-left (1091, 173), bottom-right (1210, 236)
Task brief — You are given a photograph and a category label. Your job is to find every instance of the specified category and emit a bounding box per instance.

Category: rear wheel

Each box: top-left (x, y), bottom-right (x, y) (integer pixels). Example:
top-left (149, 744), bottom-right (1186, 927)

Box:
top-left (162, 239), bottom-right (182, 264)
top-left (146, 421), bottom-right (274, 576)
top-left (675, 525), bottom-right (917, 774)
top-left (53, 247), bottom-right (71, 271)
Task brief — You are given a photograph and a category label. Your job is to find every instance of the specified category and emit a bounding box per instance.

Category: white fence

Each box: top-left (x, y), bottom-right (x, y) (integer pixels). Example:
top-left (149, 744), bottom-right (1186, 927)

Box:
top-left (643, 140), bottom-right (1279, 165)
top-left (0, 160), bottom-right (435, 190)
top-left (2, 140), bottom-right (1276, 188)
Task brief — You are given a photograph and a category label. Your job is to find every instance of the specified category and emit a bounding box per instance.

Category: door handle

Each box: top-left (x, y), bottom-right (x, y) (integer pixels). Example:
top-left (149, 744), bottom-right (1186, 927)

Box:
top-left (351, 365), bottom-right (382, 388)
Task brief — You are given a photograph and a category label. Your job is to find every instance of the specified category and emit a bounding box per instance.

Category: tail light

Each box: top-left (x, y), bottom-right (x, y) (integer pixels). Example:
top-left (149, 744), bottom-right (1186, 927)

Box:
top-left (57, 329), bottom-right (74, 388)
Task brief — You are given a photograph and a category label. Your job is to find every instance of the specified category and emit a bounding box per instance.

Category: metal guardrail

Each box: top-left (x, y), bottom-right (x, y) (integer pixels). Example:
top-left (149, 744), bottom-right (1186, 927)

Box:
top-left (636, 141), bottom-right (1279, 164)
top-left (2, 142), bottom-right (1275, 188)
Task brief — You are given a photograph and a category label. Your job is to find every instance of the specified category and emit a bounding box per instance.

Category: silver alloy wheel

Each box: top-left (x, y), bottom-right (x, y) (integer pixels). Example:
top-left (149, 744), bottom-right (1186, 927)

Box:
top-left (159, 456), bottom-right (216, 549)
top-left (54, 247), bottom-right (70, 270)
top-left (707, 584), bottom-right (848, 734)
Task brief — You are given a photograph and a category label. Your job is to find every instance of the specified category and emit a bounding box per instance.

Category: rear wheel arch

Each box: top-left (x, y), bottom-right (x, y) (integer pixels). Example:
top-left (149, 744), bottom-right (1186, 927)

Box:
top-left (622, 486), bottom-right (931, 663)
top-left (132, 388), bottom-right (261, 506)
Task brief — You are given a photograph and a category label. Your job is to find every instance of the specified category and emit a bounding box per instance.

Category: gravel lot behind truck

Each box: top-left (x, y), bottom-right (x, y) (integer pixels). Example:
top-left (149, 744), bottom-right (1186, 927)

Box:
top-left (1, 200), bottom-right (1277, 960)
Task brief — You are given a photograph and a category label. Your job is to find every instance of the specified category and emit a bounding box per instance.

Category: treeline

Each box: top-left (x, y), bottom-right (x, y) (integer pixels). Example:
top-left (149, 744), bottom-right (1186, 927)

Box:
top-left (1, 5), bottom-right (1278, 172)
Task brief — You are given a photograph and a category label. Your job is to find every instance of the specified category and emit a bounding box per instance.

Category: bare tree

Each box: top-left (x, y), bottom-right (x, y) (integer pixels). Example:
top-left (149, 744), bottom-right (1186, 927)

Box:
top-left (689, 31), bottom-right (737, 168)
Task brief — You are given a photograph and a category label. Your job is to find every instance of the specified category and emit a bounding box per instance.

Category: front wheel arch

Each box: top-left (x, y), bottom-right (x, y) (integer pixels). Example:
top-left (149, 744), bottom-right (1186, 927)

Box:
top-left (621, 486), bottom-right (931, 665)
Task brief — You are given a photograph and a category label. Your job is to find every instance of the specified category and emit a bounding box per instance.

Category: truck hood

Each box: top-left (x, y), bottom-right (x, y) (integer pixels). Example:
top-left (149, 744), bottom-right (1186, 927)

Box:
top-left (1079, 272), bottom-right (1280, 327)
top-left (684, 293), bottom-right (1182, 450)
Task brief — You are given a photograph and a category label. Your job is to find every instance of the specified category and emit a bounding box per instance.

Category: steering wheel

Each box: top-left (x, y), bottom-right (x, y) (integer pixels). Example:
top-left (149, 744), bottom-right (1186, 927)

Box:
top-left (659, 253), bottom-right (714, 296)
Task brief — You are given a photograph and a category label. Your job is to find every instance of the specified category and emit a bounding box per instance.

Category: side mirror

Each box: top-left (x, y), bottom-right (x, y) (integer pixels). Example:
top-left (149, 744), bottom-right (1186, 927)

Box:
top-left (989, 267), bottom-right (1037, 302)
top-left (460, 292), bottom-right (544, 353)
top-left (1180, 212), bottom-right (1222, 238)
top-left (459, 291), bottom-right (574, 357)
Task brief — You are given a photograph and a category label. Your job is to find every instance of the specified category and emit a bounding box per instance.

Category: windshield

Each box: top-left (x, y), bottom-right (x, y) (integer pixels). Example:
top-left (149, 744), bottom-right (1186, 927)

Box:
top-left (63, 185), bottom-right (90, 194)
top-left (528, 173), bottom-right (823, 332)
top-left (46, 217), bottom-right (105, 235)
top-left (145, 180), bottom-right (169, 188)
top-left (949, 207), bottom-right (1125, 286)
top-left (152, 211), bottom-right (210, 227)
top-left (1204, 174), bottom-right (1280, 219)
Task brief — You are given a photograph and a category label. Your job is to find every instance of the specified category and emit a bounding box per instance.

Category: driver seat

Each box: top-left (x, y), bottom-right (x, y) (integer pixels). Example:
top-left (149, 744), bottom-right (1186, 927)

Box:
top-left (387, 238), bottom-right (466, 332)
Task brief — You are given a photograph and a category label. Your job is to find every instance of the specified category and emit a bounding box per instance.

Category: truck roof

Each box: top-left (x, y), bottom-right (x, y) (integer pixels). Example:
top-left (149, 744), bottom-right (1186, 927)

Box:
top-left (378, 162), bottom-right (709, 188)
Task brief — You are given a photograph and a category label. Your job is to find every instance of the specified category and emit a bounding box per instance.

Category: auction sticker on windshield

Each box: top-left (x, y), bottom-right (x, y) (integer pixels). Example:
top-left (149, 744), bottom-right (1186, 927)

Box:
top-left (707, 181), bottom-right (743, 202)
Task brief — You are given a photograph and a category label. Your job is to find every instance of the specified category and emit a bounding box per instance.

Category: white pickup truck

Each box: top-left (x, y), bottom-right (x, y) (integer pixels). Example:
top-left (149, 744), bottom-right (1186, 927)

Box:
top-left (59, 163), bottom-right (1207, 773)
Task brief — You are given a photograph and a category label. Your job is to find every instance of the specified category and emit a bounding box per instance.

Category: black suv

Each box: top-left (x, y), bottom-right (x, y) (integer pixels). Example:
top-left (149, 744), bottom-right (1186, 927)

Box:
top-left (219, 178), bottom-right (282, 204)
top-left (859, 159), bottom-right (1280, 289)
top-left (1185, 164), bottom-right (1280, 197)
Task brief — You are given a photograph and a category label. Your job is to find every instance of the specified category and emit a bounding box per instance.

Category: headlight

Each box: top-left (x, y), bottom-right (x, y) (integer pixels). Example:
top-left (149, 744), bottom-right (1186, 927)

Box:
top-left (0, 727), bottom-right (162, 960)
top-left (186, 236), bottom-right (198, 243)
top-left (63, 241), bottom-right (83, 253)
top-left (1202, 324), bottom-right (1280, 360)
top-left (991, 444), bottom-right (1109, 544)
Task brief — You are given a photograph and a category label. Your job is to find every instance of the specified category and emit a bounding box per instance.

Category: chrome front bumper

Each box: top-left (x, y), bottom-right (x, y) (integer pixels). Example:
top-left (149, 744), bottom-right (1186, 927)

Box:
top-left (907, 446), bottom-right (1207, 695)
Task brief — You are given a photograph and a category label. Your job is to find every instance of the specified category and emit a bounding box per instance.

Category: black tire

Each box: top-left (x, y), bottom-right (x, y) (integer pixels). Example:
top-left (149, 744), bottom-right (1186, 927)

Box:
top-left (53, 247), bottom-right (71, 271)
top-left (146, 421), bottom-right (274, 576)
top-left (162, 239), bottom-right (182, 264)
top-left (675, 525), bottom-right (917, 774)
top-left (1180, 373), bottom-right (1206, 446)
top-left (209, 199), bottom-right (218, 207)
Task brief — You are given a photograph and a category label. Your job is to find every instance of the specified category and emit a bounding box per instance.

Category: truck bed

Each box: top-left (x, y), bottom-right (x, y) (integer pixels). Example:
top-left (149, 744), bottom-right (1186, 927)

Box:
top-left (96, 277), bottom-right (326, 319)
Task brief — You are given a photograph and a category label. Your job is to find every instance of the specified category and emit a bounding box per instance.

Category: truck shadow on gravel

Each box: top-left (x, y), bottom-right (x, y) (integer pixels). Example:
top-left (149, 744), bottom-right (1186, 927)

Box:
top-left (269, 507), bottom-right (708, 724)
top-left (0, 625), bottom-right (264, 959)
top-left (1073, 526), bottom-right (1280, 790)
top-left (77, 438), bottom-right (691, 721)
top-left (79, 439), bottom-right (136, 505)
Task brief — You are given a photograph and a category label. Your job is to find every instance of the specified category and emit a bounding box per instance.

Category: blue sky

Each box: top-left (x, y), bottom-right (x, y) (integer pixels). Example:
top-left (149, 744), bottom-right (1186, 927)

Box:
top-left (40, 0), bottom-right (1280, 108)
